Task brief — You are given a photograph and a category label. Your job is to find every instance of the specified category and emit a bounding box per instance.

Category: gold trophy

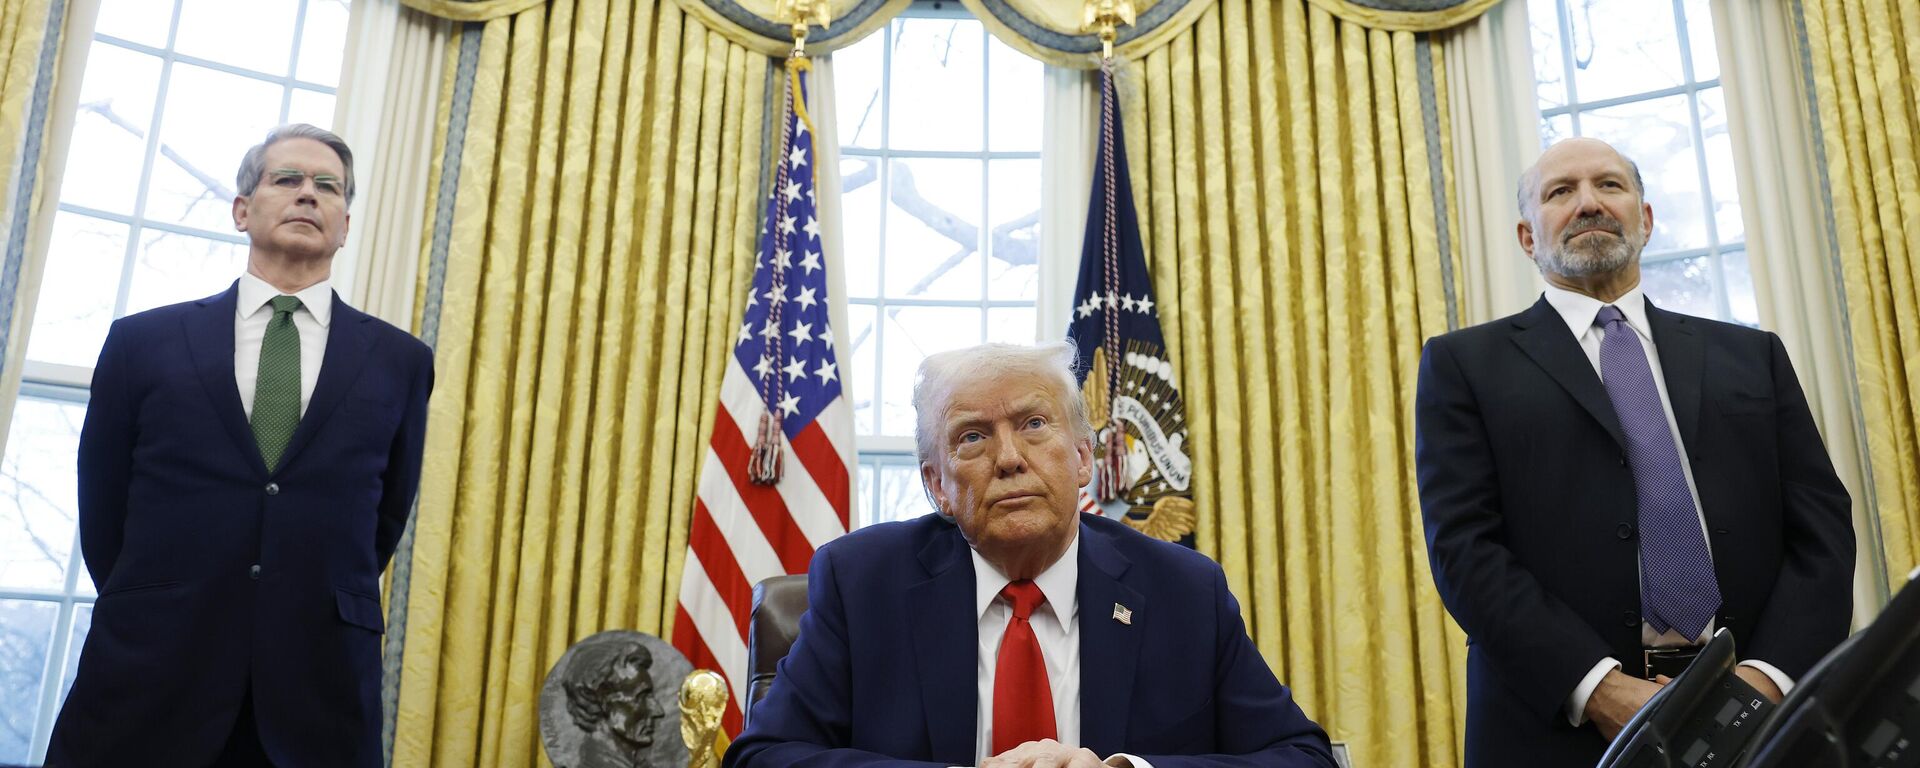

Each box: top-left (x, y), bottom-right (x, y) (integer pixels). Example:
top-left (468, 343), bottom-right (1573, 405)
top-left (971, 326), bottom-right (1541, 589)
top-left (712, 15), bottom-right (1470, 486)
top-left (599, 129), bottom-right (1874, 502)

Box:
top-left (679, 670), bottom-right (728, 768)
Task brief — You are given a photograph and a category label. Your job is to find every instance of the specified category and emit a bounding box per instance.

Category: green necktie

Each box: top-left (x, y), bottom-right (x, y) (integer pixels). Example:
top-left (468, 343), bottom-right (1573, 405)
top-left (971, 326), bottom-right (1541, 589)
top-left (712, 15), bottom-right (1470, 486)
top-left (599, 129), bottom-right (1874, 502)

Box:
top-left (251, 295), bottom-right (303, 471)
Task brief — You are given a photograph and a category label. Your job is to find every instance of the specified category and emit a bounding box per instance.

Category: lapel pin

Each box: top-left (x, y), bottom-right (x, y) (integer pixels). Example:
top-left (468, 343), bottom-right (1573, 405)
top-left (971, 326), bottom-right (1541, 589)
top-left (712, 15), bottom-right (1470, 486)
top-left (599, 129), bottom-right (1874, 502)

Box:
top-left (1112, 603), bottom-right (1132, 625)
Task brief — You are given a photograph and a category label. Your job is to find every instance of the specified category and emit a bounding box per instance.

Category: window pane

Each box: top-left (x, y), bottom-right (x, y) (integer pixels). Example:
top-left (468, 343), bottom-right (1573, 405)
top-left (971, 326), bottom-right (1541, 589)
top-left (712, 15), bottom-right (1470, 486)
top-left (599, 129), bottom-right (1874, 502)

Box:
top-left (94, 0), bottom-right (176, 48)
top-left (1567, 0), bottom-right (1684, 103)
top-left (1681, 0), bottom-right (1719, 83)
top-left (880, 307), bottom-right (981, 435)
top-left (0, 397), bottom-right (83, 592)
top-left (856, 463), bottom-right (878, 528)
top-left (1641, 255), bottom-right (1717, 318)
top-left (61, 44), bottom-right (163, 217)
top-left (833, 31), bottom-right (884, 150)
top-left (1530, 0), bottom-right (1567, 109)
top-left (286, 88), bottom-right (337, 131)
top-left (888, 20), bottom-right (984, 152)
top-left (124, 232), bottom-right (249, 315)
top-left (1579, 94), bottom-right (1707, 253)
top-left (0, 599), bottom-right (58, 763)
top-left (840, 157), bottom-right (881, 299)
top-left (1722, 248), bottom-right (1757, 326)
top-left (1542, 113), bottom-right (1573, 150)
top-left (846, 303), bottom-right (878, 435)
top-left (26, 212), bottom-right (128, 369)
top-left (987, 307), bottom-right (1036, 344)
top-left (885, 158), bottom-right (982, 300)
top-left (987, 159), bottom-right (1040, 301)
top-left (174, 0), bottom-right (300, 75)
top-left (986, 36), bottom-right (1041, 153)
top-left (876, 462), bottom-right (926, 525)
top-left (146, 63), bottom-right (283, 233)
top-left (295, 0), bottom-right (351, 87)
top-left (1697, 87), bottom-right (1742, 244)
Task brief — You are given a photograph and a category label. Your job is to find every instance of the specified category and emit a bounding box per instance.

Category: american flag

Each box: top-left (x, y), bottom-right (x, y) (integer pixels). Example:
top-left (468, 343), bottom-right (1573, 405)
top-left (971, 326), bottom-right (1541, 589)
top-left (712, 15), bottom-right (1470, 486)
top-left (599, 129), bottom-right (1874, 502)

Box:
top-left (673, 63), bottom-right (853, 736)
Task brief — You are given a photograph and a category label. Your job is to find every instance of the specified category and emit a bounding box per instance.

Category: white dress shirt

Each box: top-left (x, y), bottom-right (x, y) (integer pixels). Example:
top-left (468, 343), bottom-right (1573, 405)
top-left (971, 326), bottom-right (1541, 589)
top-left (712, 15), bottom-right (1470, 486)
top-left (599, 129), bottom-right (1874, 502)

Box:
top-left (1540, 283), bottom-right (1795, 726)
top-left (969, 534), bottom-right (1150, 768)
top-left (235, 271), bottom-right (332, 419)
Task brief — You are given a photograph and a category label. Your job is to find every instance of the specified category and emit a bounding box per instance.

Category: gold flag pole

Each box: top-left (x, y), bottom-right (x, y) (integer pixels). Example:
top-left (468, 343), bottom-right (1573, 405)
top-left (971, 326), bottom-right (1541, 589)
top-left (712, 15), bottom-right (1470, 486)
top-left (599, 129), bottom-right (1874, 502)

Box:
top-left (1082, 0), bottom-right (1136, 60)
top-left (778, 0), bottom-right (832, 59)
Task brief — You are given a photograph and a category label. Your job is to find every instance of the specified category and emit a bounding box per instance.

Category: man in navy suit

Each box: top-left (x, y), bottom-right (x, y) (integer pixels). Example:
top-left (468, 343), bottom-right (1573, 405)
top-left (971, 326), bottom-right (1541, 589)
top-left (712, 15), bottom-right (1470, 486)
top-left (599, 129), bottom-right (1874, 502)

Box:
top-left (726, 342), bottom-right (1333, 768)
top-left (48, 124), bottom-right (433, 767)
top-left (1416, 138), bottom-right (1853, 766)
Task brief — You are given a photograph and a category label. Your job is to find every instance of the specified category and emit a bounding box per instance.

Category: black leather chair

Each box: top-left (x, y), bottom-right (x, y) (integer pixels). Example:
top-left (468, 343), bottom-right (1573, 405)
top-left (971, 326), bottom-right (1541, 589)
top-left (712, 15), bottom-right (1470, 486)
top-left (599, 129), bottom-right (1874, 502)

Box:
top-left (745, 574), bottom-right (809, 727)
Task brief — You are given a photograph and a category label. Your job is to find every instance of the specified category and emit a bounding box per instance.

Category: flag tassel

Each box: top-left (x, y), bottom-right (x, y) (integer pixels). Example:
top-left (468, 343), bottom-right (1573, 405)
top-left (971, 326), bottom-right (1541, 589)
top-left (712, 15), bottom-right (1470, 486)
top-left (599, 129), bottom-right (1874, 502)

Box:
top-left (1096, 427), bottom-right (1128, 501)
top-left (749, 412), bottom-right (785, 485)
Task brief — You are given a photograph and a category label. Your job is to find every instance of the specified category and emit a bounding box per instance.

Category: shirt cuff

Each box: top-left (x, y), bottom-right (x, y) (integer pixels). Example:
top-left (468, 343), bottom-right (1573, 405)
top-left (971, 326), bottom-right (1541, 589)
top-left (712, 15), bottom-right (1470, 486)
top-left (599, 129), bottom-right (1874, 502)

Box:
top-left (1106, 754), bottom-right (1153, 768)
top-left (1737, 659), bottom-right (1796, 696)
top-left (1567, 657), bottom-right (1624, 727)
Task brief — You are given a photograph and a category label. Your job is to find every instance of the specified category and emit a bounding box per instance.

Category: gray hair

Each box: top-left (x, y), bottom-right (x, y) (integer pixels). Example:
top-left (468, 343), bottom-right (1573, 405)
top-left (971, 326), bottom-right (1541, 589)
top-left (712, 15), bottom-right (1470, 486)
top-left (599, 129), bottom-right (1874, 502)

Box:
top-left (912, 341), bottom-right (1094, 470)
top-left (235, 123), bottom-right (355, 204)
top-left (1516, 148), bottom-right (1644, 220)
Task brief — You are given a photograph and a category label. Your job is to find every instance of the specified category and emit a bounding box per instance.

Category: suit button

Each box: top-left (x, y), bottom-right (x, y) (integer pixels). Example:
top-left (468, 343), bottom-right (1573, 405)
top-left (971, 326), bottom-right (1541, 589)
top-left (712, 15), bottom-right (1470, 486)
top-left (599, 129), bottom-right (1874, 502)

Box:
top-left (249, 564), bottom-right (261, 580)
top-left (1621, 611), bottom-right (1639, 627)
top-left (265, 483), bottom-right (279, 495)
top-left (1616, 523), bottom-right (1635, 540)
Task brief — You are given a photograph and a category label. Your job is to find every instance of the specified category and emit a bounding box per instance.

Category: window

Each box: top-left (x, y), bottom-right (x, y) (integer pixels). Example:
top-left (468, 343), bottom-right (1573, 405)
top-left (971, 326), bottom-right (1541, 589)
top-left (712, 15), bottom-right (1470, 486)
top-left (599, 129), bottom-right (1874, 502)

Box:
top-left (1529, 0), bottom-right (1756, 325)
top-left (833, 9), bottom-right (1044, 527)
top-left (0, 0), bottom-right (349, 761)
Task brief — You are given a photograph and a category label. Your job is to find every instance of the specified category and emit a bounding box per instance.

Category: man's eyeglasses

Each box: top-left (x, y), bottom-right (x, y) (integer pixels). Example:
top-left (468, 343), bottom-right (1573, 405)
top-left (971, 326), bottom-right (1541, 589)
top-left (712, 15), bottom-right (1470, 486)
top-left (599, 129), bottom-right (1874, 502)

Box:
top-left (264, 168), bottom-right (345, 197)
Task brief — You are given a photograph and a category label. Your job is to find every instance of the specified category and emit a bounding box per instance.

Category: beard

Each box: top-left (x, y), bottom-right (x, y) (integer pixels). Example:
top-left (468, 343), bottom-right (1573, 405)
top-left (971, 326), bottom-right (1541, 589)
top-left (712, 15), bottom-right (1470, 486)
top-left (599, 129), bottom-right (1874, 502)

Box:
top-left (1534, 214), bottom-right (1642, 278)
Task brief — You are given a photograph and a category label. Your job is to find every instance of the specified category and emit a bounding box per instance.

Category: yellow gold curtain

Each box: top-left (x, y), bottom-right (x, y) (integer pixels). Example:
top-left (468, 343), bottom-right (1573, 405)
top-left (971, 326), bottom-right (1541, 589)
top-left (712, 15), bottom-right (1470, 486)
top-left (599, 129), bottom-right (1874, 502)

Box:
top-left (1799, 0), bottom-right (1920, 588)
top-left (0, 0), bottom-right (66, 456)
top-left (389, 1), bottom-right (765, 764)
top-left (1116, 2), bottom-right (1467, 765)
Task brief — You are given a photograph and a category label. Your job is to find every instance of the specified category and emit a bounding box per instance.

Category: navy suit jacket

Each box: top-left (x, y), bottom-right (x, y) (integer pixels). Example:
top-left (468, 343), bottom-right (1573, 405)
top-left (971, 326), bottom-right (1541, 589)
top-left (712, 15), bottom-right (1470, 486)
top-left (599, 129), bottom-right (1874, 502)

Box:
top-left (1415, 296), bottom-right (1853, 766)
top-left (48, 283), bottom-right (433, 768)
top-left (724, 513), bottom-right (1335, 768)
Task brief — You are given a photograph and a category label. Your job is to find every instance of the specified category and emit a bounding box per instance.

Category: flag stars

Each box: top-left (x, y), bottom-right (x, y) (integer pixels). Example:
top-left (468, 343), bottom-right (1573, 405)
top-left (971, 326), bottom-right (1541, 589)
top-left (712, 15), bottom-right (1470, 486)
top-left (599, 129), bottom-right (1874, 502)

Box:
top-left (759, 319), bottom-right (781, 340)
top-left (784, 357), bottom-right (808, 382)
top-left (818, 326), bottom-right (834, 350)
top-left (803, 216), bottom-right (821, 241)
top-left (788, 320), bottom-right (814, 347)
top-left (773, 247), bottom-right (793, 271)
top-left (789, 145), bottom-right (807, 169)
top-left (1121, 294), bottom-right (1137, 312)
top-left (799, 250), bottom-right (822, 274)
top-left (814, 359), bottom-right (838, 385)
top-left (782, 178), bottom-right (803, 202)
top-left (738, 322), bottom-right (752, 344)
top-left (764, 287), bottom-right (788, 308)
top-left (779, 215), bottom-right (797, 235)
top-left (752, 354), bottom-right (775, 378)
top-left (1135, 294), bottom-right (1154, 314)
top-left (778, 393), bottom-right (802, 417)
top-left (793, 285), bottom-right (818, 310)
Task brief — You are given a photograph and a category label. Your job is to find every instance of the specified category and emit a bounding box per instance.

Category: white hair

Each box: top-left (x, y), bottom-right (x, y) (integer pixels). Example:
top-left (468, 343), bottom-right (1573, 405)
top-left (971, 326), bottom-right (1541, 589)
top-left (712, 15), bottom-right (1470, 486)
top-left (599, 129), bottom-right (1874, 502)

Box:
top-left (912, 341), bottom-right (1093, 470)
top-left (235, 123), bottom-right (356, 204)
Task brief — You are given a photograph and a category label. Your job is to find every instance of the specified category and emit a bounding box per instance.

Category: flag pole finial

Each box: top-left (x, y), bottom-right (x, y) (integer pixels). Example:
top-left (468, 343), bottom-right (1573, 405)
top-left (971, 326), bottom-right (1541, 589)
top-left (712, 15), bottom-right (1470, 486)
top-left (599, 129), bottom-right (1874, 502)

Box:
top-left (780, 0), bottom-right (832, 58)
top-left (1082, 0), bottom-right (1136, 60)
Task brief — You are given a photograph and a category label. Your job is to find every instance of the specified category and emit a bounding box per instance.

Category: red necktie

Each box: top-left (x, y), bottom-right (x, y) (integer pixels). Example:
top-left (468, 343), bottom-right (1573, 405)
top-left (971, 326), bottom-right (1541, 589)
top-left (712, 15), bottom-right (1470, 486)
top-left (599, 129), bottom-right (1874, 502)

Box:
top-left (992, 580), bottom-right (1056, 755)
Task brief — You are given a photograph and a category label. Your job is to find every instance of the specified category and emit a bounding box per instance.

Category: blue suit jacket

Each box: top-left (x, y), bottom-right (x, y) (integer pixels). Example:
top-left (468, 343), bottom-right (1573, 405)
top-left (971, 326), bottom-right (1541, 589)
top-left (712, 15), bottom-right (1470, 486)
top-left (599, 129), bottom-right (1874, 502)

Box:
top-left (48, 283), bottom-right (433, 768)
top-left (724, 513), bottom-right (1335, 768)
top-left (1416, 297), bottom-right (1853, 766)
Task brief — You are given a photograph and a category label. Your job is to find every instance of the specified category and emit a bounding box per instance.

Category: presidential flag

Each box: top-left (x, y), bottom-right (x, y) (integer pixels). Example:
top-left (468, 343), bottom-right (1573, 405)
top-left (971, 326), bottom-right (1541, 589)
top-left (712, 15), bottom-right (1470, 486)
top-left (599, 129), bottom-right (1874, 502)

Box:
top-left (673, 59), bottom-right (854, 735)
top-left (1068, 62), bottom-right (1195, 546)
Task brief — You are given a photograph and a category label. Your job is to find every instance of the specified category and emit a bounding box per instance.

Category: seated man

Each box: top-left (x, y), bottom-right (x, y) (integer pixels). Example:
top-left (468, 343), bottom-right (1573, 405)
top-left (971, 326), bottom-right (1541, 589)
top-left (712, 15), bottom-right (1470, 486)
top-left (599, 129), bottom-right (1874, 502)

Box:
top-left (725, 342), bottom-right (1335, 768)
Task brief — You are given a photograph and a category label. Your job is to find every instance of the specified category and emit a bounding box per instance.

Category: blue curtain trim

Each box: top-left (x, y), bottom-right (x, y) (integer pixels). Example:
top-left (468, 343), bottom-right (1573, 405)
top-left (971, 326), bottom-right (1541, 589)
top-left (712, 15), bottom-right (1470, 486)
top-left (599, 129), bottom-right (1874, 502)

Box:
top-left (966, 0), bottom-right (1190, 54)
top-left (1, 0), bottom-right (68, 367)
top-left (1415, 35), bottom-right (1458, 331)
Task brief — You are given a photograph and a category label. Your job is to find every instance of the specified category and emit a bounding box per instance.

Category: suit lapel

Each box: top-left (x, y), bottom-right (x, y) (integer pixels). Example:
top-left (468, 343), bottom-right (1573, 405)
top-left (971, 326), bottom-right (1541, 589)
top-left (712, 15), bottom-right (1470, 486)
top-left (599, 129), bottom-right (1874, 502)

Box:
top-left (908, 524), bottom-right (979, 764)
top-left (273, 293), bottom-right (377, 475)
top-left (1646, 299), bottom-right (1704, 460)
top-left (1076, 522), bottom-right (1142, 756)
top-left (1510, 297), bottom-right (1627, 450)
top-left (183, 283), bottom-right (268, 478)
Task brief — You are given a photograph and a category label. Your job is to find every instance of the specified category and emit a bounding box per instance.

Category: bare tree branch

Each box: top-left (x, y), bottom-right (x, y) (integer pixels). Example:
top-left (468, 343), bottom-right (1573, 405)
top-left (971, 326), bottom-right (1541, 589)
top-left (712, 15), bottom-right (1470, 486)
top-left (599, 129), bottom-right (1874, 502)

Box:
top-left (82, 99), bottom-right (235, 201)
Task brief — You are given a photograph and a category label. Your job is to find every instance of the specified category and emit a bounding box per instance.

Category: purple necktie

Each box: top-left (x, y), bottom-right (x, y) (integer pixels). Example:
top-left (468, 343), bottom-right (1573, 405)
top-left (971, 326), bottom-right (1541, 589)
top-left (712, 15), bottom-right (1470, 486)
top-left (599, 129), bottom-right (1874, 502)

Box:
top-left (1596, 305), bottom-right (1721, 639)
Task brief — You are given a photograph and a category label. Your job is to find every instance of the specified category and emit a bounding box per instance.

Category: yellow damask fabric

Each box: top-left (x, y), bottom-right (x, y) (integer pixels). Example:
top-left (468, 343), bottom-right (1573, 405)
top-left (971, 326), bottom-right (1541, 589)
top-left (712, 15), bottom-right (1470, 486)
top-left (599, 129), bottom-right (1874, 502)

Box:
top-left (1800, 0), bottom-right (1920, 587)
top-left (0, 0), bottom-right (63, 457)
top-left (391, 2), bottom-right (764, 765)
top-left (1114, 2), bottom-right (1467, 765)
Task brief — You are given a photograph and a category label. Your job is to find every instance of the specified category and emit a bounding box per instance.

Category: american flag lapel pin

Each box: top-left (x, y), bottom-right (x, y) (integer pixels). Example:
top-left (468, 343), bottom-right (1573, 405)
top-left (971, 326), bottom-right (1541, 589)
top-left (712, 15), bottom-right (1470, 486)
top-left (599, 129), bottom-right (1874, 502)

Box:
top-left (1112, 603), bottom-right (1132, 625)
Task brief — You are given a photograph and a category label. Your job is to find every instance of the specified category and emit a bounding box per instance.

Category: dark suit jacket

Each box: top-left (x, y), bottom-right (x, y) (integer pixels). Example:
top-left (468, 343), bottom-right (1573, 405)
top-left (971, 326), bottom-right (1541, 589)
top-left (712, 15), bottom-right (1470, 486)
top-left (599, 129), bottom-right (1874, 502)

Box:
top-left (1415, 296), bottom-right (1853, 766)
top-left (48, 282), bottom-right (433, 768)
top-left (723, 513), bottom-right (1335, 768)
